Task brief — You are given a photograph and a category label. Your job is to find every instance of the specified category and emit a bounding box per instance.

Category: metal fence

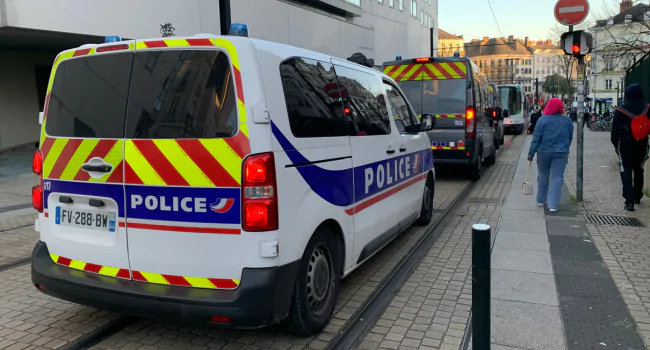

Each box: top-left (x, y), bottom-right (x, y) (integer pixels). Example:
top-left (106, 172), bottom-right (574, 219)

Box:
top-left (625, 51), bottom-right (650, 102)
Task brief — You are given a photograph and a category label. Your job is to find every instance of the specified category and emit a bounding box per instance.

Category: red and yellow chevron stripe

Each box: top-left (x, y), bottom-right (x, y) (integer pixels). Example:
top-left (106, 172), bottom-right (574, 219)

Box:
top-left (431, 146), bottom-right (466, 151)
top-left (40, 37), bottom-right (250, 186)
top-left (384, 62), bottom-right (467, 81)
top-left (435, 114), bottom-right (465, 119)
top-left (50, 253), bottom-right (131, 279)
top-left (132, 270), bottom-right (239, 290)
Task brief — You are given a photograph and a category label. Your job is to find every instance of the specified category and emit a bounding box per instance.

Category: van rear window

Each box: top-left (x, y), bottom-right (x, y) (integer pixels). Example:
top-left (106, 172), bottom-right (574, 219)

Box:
top-left (46, 53), bottom-right (132, 139)
top-left (397, 79), bottom-right (466, 114)
top-left (45, 50), bottom-right (238, 140)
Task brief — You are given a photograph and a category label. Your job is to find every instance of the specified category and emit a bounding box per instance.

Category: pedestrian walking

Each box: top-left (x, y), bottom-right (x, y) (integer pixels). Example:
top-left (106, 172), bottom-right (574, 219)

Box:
top-left (528, 105), bottom-right (543, 134)
top-left (527, 98), bottom-right (574, 212)
top-left (611, 84), bottom-right (650, 211)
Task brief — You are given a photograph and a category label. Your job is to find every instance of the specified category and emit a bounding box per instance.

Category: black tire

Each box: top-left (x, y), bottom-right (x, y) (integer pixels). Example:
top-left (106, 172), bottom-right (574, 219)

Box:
top-left (484, 145), bottom-right (496, 166)
top-left (514, 125), bottom-right (523, 135)
top-left (494, 137), bottom-right (500, 150)
top-left (415, 175), bottom-right (435, 226)
top-left (469, 146), bottom-right (482, 181)
top-left (499, 135), bottom-right (505, 145)
top-left (285, 227), bottom-right (342, 336)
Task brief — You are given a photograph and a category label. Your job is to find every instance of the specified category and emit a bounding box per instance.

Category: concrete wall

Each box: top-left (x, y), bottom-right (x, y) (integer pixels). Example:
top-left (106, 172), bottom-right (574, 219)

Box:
top-left (0, 51), bottom-right (56, 151)
top-left (3, 0), bottom-right (221, 38)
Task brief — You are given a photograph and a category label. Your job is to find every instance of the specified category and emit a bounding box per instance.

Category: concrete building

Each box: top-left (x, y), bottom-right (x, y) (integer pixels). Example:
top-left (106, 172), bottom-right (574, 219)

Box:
top-left (587, 0), bottom-right (650, 112)
top-left (438, 29), bottom-right (464, 57)
top-left (465, 36), bottom-right (535, 100)
top-left (530, 40), bottom-right (578, 104)
top-left (0, 0), bottom-right (437, 153)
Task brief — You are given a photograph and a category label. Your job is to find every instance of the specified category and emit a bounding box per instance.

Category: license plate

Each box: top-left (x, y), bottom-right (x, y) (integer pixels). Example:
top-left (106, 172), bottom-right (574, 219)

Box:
top-left (455, 120), bottom-right (464, 126)
top-left (55, 207), bottom-right (116, 232)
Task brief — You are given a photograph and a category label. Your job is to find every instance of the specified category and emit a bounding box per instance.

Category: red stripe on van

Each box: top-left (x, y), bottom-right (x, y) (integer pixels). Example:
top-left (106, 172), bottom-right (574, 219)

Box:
top-left (175, 140), bottom-right (240, 188)
top-left (345, 173), bottom-right (426, 216)
top-left (48, 139), bottom-right (83, 179)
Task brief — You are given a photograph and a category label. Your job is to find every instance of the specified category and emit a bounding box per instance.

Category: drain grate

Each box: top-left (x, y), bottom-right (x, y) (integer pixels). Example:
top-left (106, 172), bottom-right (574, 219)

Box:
top-left (585, 215), bottom-right (643, 227)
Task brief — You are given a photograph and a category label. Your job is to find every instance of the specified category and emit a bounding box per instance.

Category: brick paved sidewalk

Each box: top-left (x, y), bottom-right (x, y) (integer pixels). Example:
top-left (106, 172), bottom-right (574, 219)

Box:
top-left (564, 129), bottom-right (650, 348)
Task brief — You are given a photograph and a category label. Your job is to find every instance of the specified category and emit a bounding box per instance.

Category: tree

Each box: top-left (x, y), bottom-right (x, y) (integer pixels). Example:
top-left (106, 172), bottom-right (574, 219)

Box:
top-left (547, 23), bottom-right (592, 98)
top-left (542, 74), bottom-right (575, 97)
top-left (595, 0), bottom-right (649, 66)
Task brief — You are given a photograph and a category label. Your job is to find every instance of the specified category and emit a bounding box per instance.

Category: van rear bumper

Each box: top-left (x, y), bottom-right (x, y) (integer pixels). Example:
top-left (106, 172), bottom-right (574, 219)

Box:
top-left (31, 241), bottom-right (298, 328)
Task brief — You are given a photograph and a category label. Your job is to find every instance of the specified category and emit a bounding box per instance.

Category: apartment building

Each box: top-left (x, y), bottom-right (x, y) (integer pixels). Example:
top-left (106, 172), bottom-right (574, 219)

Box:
top-left (438, 29), bottom-right (464, 57)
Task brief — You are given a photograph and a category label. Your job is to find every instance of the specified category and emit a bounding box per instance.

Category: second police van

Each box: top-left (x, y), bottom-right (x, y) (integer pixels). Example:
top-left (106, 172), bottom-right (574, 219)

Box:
top-left (382, 55), bottom-right (499, 180)
top-left (30, 29), bottom-right (437, 335)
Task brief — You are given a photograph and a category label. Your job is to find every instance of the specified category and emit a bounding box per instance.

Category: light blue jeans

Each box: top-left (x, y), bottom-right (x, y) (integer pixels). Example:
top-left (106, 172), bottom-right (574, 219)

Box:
top-left (536, 153), bottom-right (569, 209)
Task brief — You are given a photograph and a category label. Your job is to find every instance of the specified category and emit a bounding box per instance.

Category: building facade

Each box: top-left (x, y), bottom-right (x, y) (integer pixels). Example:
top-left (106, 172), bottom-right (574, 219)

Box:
top-left (587, 0), bottom-right (650, 111)
top-left (0, 0), bottom-right (438, 152)
top-left (530, 40), bottom-right (578, 103)
top-left (438, 29), bottom-right (464, 57)
top-left (465, 36), bottom-right (535, 99)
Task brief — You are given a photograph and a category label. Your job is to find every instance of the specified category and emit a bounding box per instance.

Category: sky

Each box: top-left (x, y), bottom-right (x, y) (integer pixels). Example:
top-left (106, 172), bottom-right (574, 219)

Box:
top-left (438, 0), bottom-right (615, 42)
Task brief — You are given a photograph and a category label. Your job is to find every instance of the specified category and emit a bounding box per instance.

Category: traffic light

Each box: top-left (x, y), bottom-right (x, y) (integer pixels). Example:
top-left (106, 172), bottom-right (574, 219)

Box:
top-left (560, 30), bottom-right (593, 57)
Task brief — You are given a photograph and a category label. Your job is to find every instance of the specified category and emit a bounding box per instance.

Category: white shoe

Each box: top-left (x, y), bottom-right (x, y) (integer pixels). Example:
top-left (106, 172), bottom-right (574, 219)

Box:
top-left (537, 203), bottom-right (544, 206)
top-left (549, 208), bottom-right (558, 212)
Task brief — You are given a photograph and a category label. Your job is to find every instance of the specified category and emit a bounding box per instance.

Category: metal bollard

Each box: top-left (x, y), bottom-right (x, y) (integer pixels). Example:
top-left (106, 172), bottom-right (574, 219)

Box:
top-left (472, 223), bottom-right (491, 350)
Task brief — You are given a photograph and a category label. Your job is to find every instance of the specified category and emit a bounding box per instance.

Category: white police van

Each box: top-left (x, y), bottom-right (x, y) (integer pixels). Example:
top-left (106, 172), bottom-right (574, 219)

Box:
top-left (30, 26), bottom-right (436, 335)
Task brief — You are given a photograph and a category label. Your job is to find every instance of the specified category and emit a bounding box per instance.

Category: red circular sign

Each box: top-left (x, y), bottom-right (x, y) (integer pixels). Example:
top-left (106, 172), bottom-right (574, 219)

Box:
top-left (554, 0), bottom-right (590, 26)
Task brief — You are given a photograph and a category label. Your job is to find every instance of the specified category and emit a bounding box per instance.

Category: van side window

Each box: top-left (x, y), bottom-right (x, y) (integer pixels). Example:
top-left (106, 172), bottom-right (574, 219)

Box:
top-left (333, 65), bottom-right (391, 136)
top-left (125, 50), bottom-right (237, 139)
top-left (383, 82), bottom-right (419, 134)
top-left (279, 58), bottom-right (349, 138)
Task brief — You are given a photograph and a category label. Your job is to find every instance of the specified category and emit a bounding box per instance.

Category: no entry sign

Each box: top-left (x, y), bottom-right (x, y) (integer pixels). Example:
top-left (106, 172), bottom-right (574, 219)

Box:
top-left (554, 0), bottom-right (590, 26)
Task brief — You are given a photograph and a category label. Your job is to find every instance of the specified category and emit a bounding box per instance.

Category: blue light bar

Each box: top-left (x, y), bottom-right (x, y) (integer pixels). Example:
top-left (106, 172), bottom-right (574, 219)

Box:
top-left (229, 23), bottom-right (249, 37)
top-left (396, 56), bottom-right (402, 60)
top-left (453, 52), bottom-right (460, 57)
top-left (105, 36), bottom-right (122, 43)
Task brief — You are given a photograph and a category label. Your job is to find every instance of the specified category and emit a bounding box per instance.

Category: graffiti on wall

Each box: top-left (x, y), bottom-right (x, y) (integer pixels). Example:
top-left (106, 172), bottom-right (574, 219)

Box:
top-left (160, 23), bottom-right (176, 37)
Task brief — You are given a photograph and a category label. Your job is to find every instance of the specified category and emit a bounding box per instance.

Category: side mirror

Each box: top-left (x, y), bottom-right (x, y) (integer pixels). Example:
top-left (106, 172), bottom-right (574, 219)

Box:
top-left (503, 109), bottom-right (509, 118)
top-left (419, 114), bottom-right (435, 131)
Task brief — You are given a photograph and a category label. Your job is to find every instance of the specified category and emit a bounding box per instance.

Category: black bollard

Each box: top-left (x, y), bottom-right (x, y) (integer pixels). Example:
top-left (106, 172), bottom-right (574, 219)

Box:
top-left (472, 223), bottom-right (491, 350)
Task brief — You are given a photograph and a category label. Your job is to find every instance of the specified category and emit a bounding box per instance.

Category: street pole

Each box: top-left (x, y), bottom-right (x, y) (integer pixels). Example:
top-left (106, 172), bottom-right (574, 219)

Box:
top-left (430, 28), bottom-right (434, 57)
top-left (576, 56), bottom-right (585, 202)
top-left (535, 78), bottom-right (539, 107)
top-left (219, 0), bottom-right (231, 36)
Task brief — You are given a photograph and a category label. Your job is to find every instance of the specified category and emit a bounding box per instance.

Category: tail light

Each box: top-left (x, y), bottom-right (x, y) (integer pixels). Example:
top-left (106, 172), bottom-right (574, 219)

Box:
top-left (96, 44), bottom-right (130, 53)
top-left (465, 108), bottom-right (475, 139)
top-left (32, 150), bottom-right (44, 212)
top-left (242, 153), bottom-right (278, 232)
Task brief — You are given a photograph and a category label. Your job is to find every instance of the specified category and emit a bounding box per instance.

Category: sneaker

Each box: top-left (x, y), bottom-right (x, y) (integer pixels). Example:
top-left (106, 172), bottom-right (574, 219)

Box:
top-left (549, 208), bottom-right (558, 212)
top-left (625, 203), bottom-right (635, 212)
top-left (537, 203), bottom-right (545, 206)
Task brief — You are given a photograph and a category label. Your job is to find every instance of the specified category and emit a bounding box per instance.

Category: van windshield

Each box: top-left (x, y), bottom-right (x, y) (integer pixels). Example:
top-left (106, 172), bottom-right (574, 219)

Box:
top-left (397, 79), bottom-right (466, 115)
top-left (45, 50), bottom-right (238, 139)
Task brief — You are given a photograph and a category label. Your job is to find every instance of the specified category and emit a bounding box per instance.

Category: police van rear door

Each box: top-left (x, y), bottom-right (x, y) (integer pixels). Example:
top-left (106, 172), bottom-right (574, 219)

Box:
top-left (40, 44), bottom-right (133, 280)
top-left (124, 38), bottom-right (249, 290)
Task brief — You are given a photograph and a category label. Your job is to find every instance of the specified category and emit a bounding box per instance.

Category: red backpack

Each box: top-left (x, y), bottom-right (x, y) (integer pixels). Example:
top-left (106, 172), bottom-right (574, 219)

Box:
top-left (615, 104), bottom-right (650, 140)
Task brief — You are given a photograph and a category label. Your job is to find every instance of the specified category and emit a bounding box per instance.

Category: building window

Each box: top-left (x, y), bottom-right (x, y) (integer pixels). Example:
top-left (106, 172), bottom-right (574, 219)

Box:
top-left (399, 0), bottom-right (403, 11)
top-left (411, 0), bottom-right (417, 17)
top-left (345, 0), bottom-right (361, 5)
top-left (389, 0), bottom-right (394, 7)
top-left (605, 79), bottom-right (612, 89)
top-left (421, 10), bottom-right (424, 24)
top-left (378, 0), bottom-right (382, 3)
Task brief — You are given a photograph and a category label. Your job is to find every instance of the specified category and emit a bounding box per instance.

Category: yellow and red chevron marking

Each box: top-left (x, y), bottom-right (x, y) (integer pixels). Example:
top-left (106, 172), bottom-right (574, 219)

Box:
top-left (431, 146), bottom-right (466, 151)
top-left (383, 64), bottom-right (424, 82)
top-left (50, 253), bottom-right (131, 279)
top-left (124, 138), bottom-right (248, 186)
top-left (422, 62), bottom-right (467, 80)
top-left (132, 270), bottom-right (239, 290)
top-left (435, 114), bottom-right (465, 119)
top-left (41, 138), bottom-right (123, 183)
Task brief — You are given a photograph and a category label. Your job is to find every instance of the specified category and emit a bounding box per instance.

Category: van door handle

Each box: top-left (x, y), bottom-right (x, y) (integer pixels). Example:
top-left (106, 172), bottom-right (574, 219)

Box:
top-left (386, 147), bottom-right (396, 154)
top-left (81, 164), bottom-right (112, 173)
top-left (399, 147), bottom-right (407, 152)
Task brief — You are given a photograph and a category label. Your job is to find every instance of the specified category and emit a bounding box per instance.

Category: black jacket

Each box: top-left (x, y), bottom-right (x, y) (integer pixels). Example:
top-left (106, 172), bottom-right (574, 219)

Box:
top-left (528, 111), bottom-right (542, 133)
top-left (612, 84), bottom-right (649, 147)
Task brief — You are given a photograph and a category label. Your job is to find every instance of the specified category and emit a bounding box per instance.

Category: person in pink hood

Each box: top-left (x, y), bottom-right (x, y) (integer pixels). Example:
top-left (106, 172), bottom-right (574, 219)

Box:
top-left (527, 98), bottom-right (574, 212)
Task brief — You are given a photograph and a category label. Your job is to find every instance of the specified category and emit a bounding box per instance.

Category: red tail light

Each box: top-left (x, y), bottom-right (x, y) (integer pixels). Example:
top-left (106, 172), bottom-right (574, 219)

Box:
top-left (96, 44), bottom-right (130, 53)
top-left (465, 108), bottom-right (476, 139)
top-left (415, 57), bottom-right (431, 63)
top-left (242, 153), bottom-right (278, 232)
top-left (32, 184), bottom-right (43, 213)
top-left (492, 110), bottom-right (497, 118)
top-left (33, 150), bottom-right (43, 174)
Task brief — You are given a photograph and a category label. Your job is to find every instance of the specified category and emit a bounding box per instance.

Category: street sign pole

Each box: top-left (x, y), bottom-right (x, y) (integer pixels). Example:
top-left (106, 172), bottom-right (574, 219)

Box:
top-left (576, 57), bottom-right (585, 201)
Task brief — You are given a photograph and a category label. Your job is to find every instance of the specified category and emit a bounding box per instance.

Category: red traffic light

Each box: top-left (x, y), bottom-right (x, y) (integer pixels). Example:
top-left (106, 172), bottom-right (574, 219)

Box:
top-left (571, 45), bottom-right (580, 54)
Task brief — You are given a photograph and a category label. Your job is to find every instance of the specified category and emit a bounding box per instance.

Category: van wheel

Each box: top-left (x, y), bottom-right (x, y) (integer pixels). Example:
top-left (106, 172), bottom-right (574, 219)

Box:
top-left (494, 137), bottom-right (500, 150)
top-left (469, 147), bottom-right (482, 181)
top-left (514, 125), bottom-right (524, 135)
top-left (285, 227), bottom-right (341, 336)
top-left (415, 175), bottom-right (435, 226)
top-left (484, 145), bottom-right (496, 166)
top-left (499, 135), bottom-right (505, 145)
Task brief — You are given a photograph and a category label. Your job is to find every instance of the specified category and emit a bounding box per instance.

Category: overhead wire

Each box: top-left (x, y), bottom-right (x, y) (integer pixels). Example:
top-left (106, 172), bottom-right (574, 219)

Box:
top-left (485, 0), bottom-right (504, 38)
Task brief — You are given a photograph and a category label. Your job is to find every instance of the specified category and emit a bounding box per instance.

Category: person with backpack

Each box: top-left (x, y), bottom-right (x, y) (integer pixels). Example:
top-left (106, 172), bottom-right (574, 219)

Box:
top-left (611, 84), bottom-right (650, 211)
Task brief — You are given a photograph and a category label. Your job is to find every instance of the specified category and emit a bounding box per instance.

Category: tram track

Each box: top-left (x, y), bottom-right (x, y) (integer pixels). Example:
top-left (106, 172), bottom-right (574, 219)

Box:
top-left (4, 135), bottom-right (519, 350)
